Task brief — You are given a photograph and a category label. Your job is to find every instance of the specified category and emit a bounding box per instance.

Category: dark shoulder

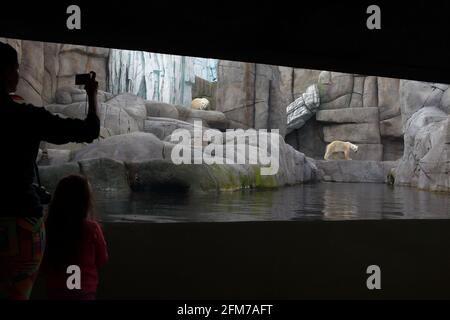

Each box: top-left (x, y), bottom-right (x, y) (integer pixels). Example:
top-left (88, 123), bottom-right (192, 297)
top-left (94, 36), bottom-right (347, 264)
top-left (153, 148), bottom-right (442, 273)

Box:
top-left (10, 101), bottom-right (49, 117)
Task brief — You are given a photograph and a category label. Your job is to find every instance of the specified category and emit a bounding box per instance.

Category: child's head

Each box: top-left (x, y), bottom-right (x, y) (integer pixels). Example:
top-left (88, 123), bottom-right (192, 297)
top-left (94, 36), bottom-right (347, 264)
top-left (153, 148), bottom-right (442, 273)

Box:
top-left (46, 174), bottom-right (96, 267)
top-left (48, 174), bottom-right (95, 222)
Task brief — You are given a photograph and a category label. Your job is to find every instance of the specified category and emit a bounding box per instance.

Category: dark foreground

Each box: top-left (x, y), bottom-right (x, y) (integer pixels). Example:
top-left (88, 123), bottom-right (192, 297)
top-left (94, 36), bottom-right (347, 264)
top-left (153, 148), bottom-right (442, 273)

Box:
top-left (31, 219), bottom-right (450, 299)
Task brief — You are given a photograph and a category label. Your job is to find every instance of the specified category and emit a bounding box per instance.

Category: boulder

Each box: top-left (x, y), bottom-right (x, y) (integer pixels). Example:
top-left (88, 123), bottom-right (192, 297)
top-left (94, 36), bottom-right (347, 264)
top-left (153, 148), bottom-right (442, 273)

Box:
top-left (38, 162), bottom-right (81, 192)
top-left (323, 123), bottom-right (381, 144)
top-left (317, 160), bottom-right (398, 183)
top-left (78, 158), bottom-right (130, 195)
top-left (395, 107), bottom-right (450, 191)
top-left (106, 93), bottom-right (147, 129)
top-left (43, 149), bottom-right (72, 166)
top-left (399, 80), bottom-right (447, 127)
top-left (72, 132), bottom-right (166, 163)
top-left (46, 98), bottom-right (140, 136)
top-left (439, 87), bottom-right (450, 114)
top-left (187, 109), bottom-right (229, 130)
top-left (126, 161), bottom-right (259, 192)
top-left (145, 101), bottom-right (179, 119)
top-left (55, 87), bottom-right (114, 105)
top-left (69, 129), bottom-right (317, 191)
top-left (316, 107), bottom-right (379, 124)
top-left (144, 117), bottom-right (197, 140)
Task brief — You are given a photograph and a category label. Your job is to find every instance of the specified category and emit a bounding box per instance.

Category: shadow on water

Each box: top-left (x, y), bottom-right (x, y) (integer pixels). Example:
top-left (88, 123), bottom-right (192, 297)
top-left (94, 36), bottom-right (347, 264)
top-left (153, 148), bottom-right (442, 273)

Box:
top-left (95, 183), bottom-right (450, 223)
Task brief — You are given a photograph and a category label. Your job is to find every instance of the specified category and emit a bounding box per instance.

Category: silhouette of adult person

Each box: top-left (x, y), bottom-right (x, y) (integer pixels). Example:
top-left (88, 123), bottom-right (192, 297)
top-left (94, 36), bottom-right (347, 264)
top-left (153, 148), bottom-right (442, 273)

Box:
top-left (0, 41), bottom-right (100, 300)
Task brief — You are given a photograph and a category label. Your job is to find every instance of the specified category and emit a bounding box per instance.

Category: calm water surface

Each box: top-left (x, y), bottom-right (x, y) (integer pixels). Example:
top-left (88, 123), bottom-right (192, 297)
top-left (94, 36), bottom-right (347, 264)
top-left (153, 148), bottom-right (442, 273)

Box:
top-left (96, 183), bottom-right (450, 223)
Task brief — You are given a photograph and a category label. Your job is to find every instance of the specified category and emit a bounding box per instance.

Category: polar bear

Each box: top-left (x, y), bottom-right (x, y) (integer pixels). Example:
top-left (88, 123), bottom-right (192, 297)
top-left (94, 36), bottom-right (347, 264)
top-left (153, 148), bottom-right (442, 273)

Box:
top-left (191, 97), bottom-right (210, 110)
top-left (324, 141), bottom-right (358, 160)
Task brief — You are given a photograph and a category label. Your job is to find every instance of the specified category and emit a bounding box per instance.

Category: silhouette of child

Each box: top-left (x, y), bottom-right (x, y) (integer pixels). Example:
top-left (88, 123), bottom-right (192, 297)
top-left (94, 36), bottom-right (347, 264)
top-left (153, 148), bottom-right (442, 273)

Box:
top-left (43, 175), bottom-right (108, 300)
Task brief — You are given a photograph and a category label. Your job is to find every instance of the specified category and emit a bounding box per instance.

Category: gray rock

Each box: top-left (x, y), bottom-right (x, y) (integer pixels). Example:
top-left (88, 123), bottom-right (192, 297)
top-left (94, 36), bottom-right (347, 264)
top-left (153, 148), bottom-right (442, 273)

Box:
top-left (126, 160), bottom-right (220, 192)
top-left (106, 93), bottom-right (147, 129)
top-left (37, 124), bottom-right (318, 194)
top-left (79, 158), bottom-right (130, 195)
top-left (316, 160), bottom-right (398, 183)
top-left (174, 105), bottom-right (193, 121)
top-left (378, 77), bottom-right (400, 120)
top-left (108, 49), bottom-right (215, 106)
top-left (55, 86), bottom-right (114, 105)
top-left (43, 43), bottom-right (60, 105)
top-left (318, 72), bottom-right (354, 103)
top-left (382, 139), bottom-right (404, 161)
top-left (144, 117), bottom-right (197, 140)
top-left (278, 66), bottom-right (294, 104)
top-left (188, 109), bottom-right (229, 130)
top-left (318, 71), bottom-right (331, 85)
top-left (380, 115), bottom-right (403, 138)
top-left (285, 118), bottom-right (327, 160)
top-left (58, 47), bottom-right (108, 91)
top-left (38, 162), bottom-right (81, 192)
top-left (16, 40), bottom-right (44, 106)
top-left (286, 84), bottom-right (320, 132)
top-left (316, 107), bottom-right (379, 124)
top-left (46, 98), bottom-right (141, 136)
top-left (363, 76), bottom-right (378, 108)
top-left (145, 101), bottom-right (180, 119)
top-left (351, 144), bottom-right (383, 161)
top-left (72, 132), bottom-right (166, 163)
top-left (395, 107), bottom-right (450, 191)
top-left (44, 149), bottom-right (72, 166)
top-left (319, 94), bottom-right (352, 110)
top-left (399, 80), bottom-right (446, 127)
top-left (323, 123), bottom-right (381, 144)
top-left (293, 69), bottom-right (321, 99)
top-left (216, 61), bottom-right (286, 135)
top-left (439, 87), bottom-right (450, 114)
top-left (45, 142), bottom-right (88, 152)
top-left (349, 76), bottom-right (364, 108)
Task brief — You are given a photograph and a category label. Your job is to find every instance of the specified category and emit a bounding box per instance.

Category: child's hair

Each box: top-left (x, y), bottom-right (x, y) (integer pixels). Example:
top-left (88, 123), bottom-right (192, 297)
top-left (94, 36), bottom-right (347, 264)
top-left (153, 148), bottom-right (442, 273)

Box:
top-left (46, 174), bottom-right (96, 268)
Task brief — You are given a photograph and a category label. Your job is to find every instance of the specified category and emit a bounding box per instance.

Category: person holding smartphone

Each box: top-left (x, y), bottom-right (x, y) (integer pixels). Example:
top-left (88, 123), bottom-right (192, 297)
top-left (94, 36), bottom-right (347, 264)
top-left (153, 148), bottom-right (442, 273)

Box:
top-left (0, 41), bottom-right (100, 300)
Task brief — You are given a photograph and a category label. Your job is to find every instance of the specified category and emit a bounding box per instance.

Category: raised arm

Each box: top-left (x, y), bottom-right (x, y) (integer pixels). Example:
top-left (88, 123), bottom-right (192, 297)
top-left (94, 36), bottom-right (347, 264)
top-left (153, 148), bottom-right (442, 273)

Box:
top-left (34, 76), bottom-right (100, 145)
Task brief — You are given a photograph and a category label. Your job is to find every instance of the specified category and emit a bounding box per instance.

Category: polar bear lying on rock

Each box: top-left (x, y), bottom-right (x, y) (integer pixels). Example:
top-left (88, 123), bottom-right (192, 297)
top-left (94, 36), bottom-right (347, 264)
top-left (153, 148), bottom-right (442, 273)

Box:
top-left (324, 141), bottom-right (358, 160)
top-left (191, 97), bottom-right (210, 110)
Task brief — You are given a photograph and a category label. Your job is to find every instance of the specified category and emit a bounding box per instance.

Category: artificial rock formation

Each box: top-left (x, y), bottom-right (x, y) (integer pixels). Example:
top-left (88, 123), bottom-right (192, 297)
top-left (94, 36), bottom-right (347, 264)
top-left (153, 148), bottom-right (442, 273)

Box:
top-left (394, 107), bottom-right (450, 192)
top-left (215, 61), bottom-right (286, 136)
top-left (286, 71), bottom-right (405, 161)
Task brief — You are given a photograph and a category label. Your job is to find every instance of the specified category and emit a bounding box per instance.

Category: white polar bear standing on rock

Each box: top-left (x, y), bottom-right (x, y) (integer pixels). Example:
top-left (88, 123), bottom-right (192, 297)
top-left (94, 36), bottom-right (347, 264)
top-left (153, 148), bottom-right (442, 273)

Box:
top-left (191, 97), bottom-right (210, 110)
top-left (324, 141), bottom-right (359, 160)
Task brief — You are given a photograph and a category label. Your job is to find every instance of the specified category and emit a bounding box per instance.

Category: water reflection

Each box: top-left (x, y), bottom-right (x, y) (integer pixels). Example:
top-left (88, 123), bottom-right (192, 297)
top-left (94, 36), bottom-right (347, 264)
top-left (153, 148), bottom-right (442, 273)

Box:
top-left (96, 183), bottom-right (450, 222)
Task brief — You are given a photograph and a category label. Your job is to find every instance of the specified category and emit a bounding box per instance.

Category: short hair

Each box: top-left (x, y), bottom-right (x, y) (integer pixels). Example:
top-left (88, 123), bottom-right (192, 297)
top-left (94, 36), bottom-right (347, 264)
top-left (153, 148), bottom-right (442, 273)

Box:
top-left (0, 42), bottom-right (19, 72)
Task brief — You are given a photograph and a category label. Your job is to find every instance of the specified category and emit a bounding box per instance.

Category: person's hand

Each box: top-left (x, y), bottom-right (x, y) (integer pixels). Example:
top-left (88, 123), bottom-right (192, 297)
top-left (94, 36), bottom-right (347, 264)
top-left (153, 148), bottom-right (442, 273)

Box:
top-left (84, 78), bottom-right (98, 98)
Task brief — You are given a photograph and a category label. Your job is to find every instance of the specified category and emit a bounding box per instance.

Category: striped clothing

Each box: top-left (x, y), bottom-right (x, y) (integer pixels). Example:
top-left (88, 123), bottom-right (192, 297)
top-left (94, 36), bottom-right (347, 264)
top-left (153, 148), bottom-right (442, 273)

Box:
top-left (0, 217), bottom-right (45, 300)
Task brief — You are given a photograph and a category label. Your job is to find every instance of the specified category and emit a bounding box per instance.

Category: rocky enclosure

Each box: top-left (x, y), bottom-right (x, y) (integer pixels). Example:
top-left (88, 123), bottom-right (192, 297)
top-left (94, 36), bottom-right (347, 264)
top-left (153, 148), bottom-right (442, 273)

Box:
top-left (2, 37), bottom-right (450, 194)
